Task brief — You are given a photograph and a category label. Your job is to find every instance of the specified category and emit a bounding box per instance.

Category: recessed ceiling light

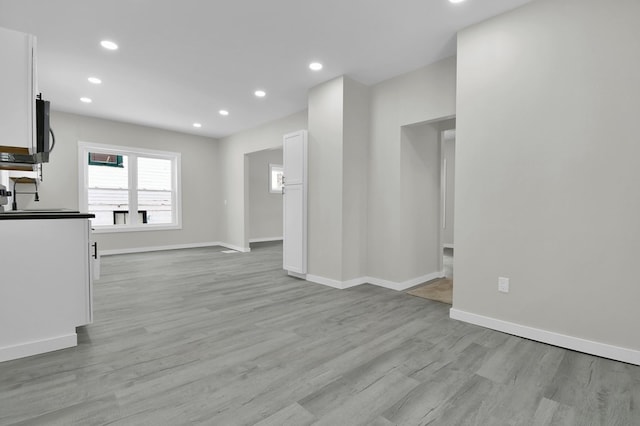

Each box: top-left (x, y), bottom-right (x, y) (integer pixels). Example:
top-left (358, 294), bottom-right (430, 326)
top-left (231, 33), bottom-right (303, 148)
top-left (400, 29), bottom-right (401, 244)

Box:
top-left (80, 97), bottom-right (92, 103)
top-left (88, 77), bottom-right (102, 84)
top-left (219, 110), bottom-right (229, 116)
top-left (100, 40), bottom-right (118, 50)
top-left (309, 62), bottom-right (323, 71)
top-left (193, 122), bottom-right (202, 128)
top-left (254, 90), bottom-right (266, 98)
top-left (449, 0), bottom-right (466, 3)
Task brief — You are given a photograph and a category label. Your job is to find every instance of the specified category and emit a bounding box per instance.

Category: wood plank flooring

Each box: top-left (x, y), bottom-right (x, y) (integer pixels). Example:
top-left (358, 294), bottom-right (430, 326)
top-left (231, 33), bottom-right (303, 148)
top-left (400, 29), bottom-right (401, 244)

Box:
top-left (1, 241), bottom-right (638, 425)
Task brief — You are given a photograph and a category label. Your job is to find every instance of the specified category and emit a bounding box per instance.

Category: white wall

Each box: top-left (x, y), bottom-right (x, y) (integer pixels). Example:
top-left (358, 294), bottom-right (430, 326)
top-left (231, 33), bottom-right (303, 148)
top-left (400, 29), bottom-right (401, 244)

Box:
top-left (454, 0), bottom-right (640, 356)
top-left (303, 59), bottom-right (456, 287)
top-left (341, 77), bottom-right (370, 281)
top-left (248, 148), bottom-right (283, 241)
top-left (442, 134), bottom-right (455, 248)
top-left (29, 111), bottom-right (220, 252)
top-left (307, 76), bottom-right (370, 283)
top-left (218, 110), bottom-right (307, 251)
top-left (305, 61), bottom-right (455, 288)
top-left (399, 122), bottom-right (442, 282)
top-left (308, 77), bottom-right (345, 281)
top-left (367, 56), bottom-right (457, 284)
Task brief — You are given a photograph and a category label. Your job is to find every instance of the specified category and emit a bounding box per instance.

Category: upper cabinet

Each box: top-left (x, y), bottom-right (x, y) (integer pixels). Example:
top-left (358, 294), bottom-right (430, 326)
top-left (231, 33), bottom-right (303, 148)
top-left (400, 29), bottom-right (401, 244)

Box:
top-left (0, 26), bottom-right (37, 171)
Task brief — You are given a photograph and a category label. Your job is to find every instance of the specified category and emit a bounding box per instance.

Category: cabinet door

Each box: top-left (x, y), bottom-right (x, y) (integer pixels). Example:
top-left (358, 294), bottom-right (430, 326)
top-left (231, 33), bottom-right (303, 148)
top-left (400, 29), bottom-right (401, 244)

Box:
top-left (283, 130), bottom-right (307, 185)
top-left (0, 27), bottom-right (35, 152)
top-left (0, 219), bottom-right (89, 348)
top-left (283, 183), bottom-right (306, 274)
top-left (85, 222), bottom-right (96, 325)
top-left (69, 219), bottom-right (93, 326)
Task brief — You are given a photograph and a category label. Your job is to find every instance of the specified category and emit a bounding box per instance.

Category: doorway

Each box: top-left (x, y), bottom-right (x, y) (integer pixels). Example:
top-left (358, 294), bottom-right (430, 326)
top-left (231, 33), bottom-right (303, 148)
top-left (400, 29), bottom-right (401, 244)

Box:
top-left (403, 119), bottom-right (455, 305)
top-left (244, 147), bottom-right (284, 250)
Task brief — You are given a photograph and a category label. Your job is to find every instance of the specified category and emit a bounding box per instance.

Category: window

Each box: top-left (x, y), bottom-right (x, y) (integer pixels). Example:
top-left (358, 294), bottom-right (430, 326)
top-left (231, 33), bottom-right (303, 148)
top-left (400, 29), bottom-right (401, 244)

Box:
top-left (269, 164), bottom-right (283, 193)
top-left (78, 142), bottom-right (181, 232)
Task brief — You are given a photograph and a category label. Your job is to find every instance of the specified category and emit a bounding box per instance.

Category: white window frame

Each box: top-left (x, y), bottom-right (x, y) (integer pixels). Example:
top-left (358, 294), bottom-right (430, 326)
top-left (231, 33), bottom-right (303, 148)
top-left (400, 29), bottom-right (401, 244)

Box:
top-left (269, 163), bottom-right (283, 194)
top-left (78, 141), bottom-right (182, 233)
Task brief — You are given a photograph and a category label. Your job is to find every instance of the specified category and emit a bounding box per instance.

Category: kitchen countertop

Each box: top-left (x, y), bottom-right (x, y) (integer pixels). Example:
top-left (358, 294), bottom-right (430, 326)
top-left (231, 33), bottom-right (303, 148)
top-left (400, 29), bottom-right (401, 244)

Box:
top-left (0, 210), bottom-right (95, 220)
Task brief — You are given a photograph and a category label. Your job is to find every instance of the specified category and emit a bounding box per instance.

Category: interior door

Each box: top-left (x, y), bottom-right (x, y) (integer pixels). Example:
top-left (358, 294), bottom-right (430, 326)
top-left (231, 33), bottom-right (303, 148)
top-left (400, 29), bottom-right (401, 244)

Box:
top-left (282, 130), bottom-right (307, 274)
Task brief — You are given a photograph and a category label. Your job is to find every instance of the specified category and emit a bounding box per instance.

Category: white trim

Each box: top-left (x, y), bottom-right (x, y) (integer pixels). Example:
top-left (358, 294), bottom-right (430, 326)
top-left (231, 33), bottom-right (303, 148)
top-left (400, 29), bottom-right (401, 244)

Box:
top-left (342, 277), bottom-right (369, 288)
top-left (287, 271), bottom-right (307, 280)
top-left (443, 244), bottom-right (454, 249)
top-left (221, 242), bottom-right (251, 253)
top-left (78, 141), bottom-right (180, 158)
top-left (304, 271), bottom-right (444, 292)
top-left (442, 158), bottom-right (447, 229)
top-left (100, 241), bottom-right (249, 256)
top-left (306, 274), bottom-right (366, 290)
top-left (449, 309), bottom-right (640, 366)
top-left (92, 223), bottom-right (182, 233)
top-left (0, 333), bottom-right (77, 363)
top-left (249, 237), bottom-right (283, 243)
top-left (367, 271), bottom-right (445, 291)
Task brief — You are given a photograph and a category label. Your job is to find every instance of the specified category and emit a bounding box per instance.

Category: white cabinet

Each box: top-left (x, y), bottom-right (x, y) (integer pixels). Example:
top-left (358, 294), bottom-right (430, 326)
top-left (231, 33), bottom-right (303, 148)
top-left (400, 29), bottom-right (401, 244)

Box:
top-left (0, 216), bottom-right (95, 362)
top-left (0, 26), bottom-right (36, 153)
top-left (283, 183), bottom-right (306, 273)
top-left (282, 130), bottom-right (308, 274)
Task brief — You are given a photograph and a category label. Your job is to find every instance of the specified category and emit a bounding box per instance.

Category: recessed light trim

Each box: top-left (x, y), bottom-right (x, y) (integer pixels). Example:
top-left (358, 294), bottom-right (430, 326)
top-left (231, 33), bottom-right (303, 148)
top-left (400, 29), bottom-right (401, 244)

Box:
top-left (80, 97), bottom-right (92, 103)
top-left (449, 0), bottom-right (466, 3)
top-left (309, 62), bottom-right (323, 71)
top-left (100, 40), bottom-right (118, 50)
top-left (193, 122), bottom-right (202, 128)
top-left (254, 90), bottom-right (266, 98)
top-left (219, 110), bottom-right (229, 116)
top-left (88, 77), bottom-right (102, 84)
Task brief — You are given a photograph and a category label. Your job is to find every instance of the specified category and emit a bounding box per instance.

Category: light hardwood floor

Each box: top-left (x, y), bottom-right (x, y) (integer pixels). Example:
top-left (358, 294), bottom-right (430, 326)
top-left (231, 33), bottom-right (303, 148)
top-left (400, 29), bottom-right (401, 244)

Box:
top-left (1, 242), bottom-right (638, 425)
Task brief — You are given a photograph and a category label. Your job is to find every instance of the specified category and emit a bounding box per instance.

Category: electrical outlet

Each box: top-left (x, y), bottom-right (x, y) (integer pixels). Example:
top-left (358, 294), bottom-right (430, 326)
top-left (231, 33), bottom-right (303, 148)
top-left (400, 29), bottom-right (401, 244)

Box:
top-left (498, 277), bottom-right (509, 293)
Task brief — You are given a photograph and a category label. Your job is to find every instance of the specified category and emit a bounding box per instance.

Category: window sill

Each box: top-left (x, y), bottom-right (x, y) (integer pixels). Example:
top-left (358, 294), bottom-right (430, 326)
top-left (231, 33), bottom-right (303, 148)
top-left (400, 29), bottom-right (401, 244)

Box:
top-left (91, 223), bottom-right (182, 233)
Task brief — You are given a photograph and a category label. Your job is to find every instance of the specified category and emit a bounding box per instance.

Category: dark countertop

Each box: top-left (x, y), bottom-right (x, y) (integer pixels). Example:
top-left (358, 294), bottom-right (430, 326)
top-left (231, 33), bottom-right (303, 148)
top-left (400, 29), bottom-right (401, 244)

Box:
top-left (0, 210), bottom-right (95, 220)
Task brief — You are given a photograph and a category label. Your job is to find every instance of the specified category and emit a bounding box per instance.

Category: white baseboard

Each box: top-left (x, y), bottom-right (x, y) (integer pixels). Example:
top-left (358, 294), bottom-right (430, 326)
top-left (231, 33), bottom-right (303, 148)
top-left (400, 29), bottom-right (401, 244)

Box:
top-left (367, 271), bottom-right (445, 291)
top-left (343, 277), bottom-right (369, 289)
top-left (219, 242), bottom-right (251, 253)
top-left (101, 241), bottom-right (223, 256)
top-left (0, 333), bottom-right (77, 363)
top-left (249, 237), bottom-right (283, 243)
top-left (306, 274), bottom-right (366, 290)
top-left (287, 271), bottom-right (307, 280)
top-left (443, 244), bottom-right (454, 249)
top-left (101, 241), bottom-right (250, 256)
top-left (449, 308), bottom-right (640, 366)
top-left (305, 271), bottom-right (444, 292)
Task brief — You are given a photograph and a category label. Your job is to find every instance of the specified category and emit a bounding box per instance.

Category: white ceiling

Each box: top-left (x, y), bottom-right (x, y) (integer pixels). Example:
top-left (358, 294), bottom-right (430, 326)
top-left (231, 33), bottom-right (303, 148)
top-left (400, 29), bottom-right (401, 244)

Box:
top-left (0, 0), bottom-right (531, 139)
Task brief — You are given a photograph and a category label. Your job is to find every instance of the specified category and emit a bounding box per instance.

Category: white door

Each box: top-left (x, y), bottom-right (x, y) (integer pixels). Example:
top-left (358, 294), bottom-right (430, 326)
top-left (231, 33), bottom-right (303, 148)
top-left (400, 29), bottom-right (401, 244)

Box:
top-left (282, 130), bottom-right (307, 274)
top-left (283, 131), bottom-right (306, 185)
